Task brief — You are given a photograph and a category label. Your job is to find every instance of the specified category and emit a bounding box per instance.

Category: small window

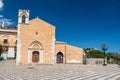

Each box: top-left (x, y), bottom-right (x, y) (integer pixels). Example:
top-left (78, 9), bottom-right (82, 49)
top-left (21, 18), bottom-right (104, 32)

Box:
top-left (3, 39), bottom-right (8, 44)
top-left (22, 15), bottom-right (26, 23)
top-left (15, 40), bottom-right (17, 44)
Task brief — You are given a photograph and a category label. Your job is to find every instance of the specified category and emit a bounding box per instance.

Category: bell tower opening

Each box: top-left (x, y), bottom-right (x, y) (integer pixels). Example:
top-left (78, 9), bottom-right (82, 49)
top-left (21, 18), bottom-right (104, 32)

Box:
top-left (22, 15), bottom-right (26, 23)
top-left (18, 9), bottom-right (29, 24)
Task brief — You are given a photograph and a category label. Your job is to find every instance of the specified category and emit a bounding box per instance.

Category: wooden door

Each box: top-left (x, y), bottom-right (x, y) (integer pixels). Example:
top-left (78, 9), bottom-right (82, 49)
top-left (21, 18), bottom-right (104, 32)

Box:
top-left (32, 51), bottom-right (39, 62)
top-left (57, 52), bottom-right (63, 63)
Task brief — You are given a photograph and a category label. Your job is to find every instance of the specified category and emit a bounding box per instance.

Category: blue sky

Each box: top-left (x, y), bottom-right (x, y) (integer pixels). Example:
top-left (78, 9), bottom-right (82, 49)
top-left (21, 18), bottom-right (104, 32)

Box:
top-left (0, 0), bottom-right (120, 53)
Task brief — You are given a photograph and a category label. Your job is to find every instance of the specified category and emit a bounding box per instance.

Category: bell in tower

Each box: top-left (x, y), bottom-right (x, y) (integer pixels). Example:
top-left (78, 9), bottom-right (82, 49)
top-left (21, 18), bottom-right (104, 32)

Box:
top-left (18, 9), bottom-right (30, 24)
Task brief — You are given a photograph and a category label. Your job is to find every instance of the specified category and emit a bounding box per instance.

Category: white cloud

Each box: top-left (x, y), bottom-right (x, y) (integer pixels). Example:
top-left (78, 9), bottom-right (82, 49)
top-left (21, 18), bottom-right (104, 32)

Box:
top-left (0, 0), bottom-right (3, 10)
top-left (0, 19), bottom-right (14, 27)
top-left (0, 15), bottom-right (3, 18)
top-left (0, 0), bottom-right (14, 27)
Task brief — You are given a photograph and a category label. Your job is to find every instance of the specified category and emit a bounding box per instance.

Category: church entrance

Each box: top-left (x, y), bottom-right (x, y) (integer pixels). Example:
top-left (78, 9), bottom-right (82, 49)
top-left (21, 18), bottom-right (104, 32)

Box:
top-left (28, 41), bottom-right (43, 64)
top-left (32, 51), bottom-right (39, 62)
top-left (57, 52), bottom-right (63, 63)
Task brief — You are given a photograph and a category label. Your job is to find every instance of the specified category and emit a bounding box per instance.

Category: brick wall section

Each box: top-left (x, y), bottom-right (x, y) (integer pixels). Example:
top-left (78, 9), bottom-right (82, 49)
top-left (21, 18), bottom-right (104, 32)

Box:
top-left (55, 42), bottom-right (84, 63)
top-left (55, 43), bottom-right (66, 55)
top-left (55, 42), bottom-right (66, 63)
top-left (66, 44), bottom-right (84, 63)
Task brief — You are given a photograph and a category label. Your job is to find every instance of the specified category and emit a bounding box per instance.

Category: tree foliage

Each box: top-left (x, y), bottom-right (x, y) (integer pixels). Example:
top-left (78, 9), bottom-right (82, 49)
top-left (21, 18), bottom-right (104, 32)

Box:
top-left (109, 52), bottom-right (120, 61)
top-left (84, 48), bottom-right (120, 63)
top-left (85, 50), bottom-right (104, 58)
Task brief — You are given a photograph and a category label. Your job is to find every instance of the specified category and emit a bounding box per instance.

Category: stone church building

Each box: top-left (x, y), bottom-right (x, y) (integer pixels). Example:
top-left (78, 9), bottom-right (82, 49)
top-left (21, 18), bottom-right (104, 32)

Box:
top-left (0, 10), bottom-right (85, 64)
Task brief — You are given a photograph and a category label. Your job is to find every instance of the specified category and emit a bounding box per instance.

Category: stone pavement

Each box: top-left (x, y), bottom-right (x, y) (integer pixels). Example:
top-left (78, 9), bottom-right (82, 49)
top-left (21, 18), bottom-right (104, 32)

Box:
top-left (0, 60), bottom-right (120, 80)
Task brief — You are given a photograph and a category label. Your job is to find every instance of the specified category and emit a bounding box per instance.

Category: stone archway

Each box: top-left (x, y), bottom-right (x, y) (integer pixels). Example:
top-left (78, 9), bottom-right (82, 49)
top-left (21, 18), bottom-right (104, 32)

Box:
top-left (32, 51), bottom-right (39, 62)
top-left (28, 41), bottom-right (43, 64)
top-left (57, 52), bottom-right (63, 63)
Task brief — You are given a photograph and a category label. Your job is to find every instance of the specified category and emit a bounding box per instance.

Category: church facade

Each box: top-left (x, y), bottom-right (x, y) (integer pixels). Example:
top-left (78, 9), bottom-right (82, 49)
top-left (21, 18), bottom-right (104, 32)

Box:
top-left (0, 9), bottom-right (85, 64)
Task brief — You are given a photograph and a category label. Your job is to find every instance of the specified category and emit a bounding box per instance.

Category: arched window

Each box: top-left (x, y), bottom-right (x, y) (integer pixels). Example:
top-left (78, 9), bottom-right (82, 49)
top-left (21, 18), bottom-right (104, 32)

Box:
top-left (22, 15), bottom-right (26, 23)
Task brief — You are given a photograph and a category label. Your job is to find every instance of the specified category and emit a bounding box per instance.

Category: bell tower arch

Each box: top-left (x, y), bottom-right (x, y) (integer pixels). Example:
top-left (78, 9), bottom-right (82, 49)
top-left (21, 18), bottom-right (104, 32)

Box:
top-left (18, 9), bottom-right (29, 24)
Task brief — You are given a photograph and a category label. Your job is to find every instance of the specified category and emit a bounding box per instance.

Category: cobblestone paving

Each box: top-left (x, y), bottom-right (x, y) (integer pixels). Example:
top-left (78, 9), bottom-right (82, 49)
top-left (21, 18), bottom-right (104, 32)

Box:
top-left (0, 60), bottom-right (120, 80)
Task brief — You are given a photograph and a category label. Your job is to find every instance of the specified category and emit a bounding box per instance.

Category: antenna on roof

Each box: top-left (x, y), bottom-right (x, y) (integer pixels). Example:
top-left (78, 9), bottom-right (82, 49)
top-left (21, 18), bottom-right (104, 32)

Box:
top-left (1, 19), bottom-right (7, 28)
top-left (2, 20), bottom-right (5, 28)
top-left (0, 19), bottom-right (6, 29)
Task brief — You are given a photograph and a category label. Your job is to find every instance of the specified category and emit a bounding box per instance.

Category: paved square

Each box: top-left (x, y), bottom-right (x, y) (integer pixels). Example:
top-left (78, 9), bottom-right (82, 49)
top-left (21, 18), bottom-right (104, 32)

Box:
top-left (0, 60), bottom-right (120, 80)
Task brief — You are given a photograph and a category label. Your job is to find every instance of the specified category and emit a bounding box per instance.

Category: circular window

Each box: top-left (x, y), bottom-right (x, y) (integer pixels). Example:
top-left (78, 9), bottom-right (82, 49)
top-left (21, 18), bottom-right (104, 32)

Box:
top-left (35, 32), bottom-right (38, 35)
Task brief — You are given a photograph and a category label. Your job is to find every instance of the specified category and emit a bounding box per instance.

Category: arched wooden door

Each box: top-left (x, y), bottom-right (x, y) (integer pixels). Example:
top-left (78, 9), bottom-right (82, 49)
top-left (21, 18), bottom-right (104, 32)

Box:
top-left (32, 51), bottom-right (39, 62)
top-left (57, 52), bottom-right (63, 63)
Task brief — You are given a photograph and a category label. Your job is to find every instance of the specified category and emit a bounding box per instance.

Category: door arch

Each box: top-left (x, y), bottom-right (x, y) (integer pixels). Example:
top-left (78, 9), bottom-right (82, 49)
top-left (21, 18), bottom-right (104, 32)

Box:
top-left (32, 51), bottom-right (39, 62)
top-left (57, 52), bottom-right (63, 63)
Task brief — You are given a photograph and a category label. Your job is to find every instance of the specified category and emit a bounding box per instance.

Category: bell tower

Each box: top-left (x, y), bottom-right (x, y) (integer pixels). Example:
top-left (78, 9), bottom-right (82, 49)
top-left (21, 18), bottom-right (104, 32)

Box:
top-left (16, 9), bottom-right (30, 65)
top-left (18, 9), bottom-right (29, 24)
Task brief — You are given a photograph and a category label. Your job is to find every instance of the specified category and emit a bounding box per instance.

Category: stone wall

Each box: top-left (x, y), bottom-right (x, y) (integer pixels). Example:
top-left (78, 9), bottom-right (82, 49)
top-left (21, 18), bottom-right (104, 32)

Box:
top-left (86, 58), bottom-right (107, 64)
